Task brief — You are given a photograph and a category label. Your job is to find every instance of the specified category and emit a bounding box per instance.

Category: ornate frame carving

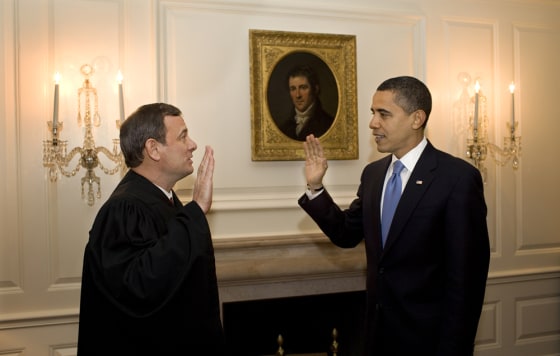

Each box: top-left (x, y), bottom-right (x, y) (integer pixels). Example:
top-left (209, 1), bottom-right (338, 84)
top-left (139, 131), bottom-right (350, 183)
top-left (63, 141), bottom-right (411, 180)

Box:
top-left (250, 29), bottom-right (358, 161)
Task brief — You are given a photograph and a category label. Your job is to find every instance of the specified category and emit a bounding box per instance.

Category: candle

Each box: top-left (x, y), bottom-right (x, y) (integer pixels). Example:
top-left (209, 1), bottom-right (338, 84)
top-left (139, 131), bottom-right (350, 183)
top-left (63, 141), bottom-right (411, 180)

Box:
top-left (473, 81), bottom-right (480, 132)
top-left (53, 72), bottom-right (61, 130)
top-left (117, 70), bottom-right (125, 123)
top-left (509, 82), bottom-right (515, 133)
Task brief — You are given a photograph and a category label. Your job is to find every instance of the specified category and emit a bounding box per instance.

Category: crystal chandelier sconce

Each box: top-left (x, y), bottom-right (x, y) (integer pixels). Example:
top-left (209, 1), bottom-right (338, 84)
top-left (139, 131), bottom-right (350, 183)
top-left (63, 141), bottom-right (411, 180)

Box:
top-left (465, 78), bottom-right (521, 180)
top-left (42, 64), bottom-right (126, 206)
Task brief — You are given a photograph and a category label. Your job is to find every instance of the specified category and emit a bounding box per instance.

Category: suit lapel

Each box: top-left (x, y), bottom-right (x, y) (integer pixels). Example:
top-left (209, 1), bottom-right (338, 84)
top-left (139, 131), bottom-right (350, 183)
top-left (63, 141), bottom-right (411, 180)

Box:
top-left (381, 142), bottom-right (438, 255)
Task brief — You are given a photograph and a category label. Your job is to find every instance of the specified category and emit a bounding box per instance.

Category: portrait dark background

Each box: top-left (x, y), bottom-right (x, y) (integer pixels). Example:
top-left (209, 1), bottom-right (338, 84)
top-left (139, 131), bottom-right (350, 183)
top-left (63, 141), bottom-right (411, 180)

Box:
top-left (266, 51), bottom-right (339, 135)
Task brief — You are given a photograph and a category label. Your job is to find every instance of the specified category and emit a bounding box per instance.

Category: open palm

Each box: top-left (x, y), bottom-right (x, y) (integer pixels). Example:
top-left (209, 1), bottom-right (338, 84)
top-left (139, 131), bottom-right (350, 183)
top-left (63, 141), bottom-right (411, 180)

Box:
top-left (303, 134), bottom-right (328, 187)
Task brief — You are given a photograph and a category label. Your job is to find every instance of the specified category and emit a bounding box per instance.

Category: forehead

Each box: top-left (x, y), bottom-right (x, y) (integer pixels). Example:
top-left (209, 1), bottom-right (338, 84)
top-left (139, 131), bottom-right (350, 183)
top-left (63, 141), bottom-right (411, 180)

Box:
top-left (163, 115), bottom-right (187, 134)
top-left (289, 75), bottom-right (310, 85)
top-left (371, 90), bottom-right (397, 107)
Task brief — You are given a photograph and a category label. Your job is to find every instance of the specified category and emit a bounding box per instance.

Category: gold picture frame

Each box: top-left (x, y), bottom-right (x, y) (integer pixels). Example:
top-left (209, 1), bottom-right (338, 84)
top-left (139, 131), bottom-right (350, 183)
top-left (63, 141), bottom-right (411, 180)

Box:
top-left (250, 29), bottom-right (358, 161)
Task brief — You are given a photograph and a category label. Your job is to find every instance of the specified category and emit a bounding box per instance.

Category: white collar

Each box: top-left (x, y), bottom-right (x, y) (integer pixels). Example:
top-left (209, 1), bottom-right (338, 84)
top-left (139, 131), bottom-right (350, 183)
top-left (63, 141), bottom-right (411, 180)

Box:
top-left (155, 184), bottom-right (173, 200)
top-left (390, 137), bottom-right (428, 173)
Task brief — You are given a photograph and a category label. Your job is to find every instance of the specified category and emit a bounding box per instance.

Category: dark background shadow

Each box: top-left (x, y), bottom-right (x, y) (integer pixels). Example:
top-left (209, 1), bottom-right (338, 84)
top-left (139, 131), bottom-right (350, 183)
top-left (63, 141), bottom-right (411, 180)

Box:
top-left (223, 290), bottom-right (366, 356)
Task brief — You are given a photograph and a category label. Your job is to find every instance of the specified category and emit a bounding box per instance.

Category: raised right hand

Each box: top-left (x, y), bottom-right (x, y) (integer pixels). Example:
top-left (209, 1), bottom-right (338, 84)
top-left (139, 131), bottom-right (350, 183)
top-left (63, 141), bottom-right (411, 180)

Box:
top-left (303, 134), bottom-right (328, 189)
top-left (192, 145), bottom-right (214, 214)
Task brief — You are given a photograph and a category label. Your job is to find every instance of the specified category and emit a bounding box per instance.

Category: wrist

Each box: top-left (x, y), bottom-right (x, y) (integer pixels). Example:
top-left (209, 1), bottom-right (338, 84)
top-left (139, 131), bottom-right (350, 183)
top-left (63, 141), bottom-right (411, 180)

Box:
top-left (306, 183), bottom-right (324, 192)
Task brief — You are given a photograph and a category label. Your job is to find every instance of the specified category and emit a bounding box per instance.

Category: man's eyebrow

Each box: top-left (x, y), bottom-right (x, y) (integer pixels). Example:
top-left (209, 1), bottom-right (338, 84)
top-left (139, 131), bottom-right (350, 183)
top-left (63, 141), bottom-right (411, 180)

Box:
top-left (371, 108), bottom-right (391, 115)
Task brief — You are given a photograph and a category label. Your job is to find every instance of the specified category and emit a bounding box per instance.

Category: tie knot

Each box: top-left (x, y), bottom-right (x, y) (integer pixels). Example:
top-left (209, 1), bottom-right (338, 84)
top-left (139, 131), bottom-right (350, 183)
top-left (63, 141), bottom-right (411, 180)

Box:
top-left (392, 160), bottom-right (405, 175)
top-left (295, 114), bottom-right (306, 125)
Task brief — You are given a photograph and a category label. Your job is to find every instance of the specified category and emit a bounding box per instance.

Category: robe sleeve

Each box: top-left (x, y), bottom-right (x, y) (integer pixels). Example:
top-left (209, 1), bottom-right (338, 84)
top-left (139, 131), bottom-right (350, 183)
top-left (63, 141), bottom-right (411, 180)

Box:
top-left (85, 197), bottom-right (211, 317)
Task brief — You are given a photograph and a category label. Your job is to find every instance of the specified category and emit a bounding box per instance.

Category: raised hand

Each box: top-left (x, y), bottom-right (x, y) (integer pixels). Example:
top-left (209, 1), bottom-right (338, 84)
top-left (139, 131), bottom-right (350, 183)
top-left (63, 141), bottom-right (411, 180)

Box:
top-left (192, 145), bottom-right (215, 214)
top-left (303, 134), bottom-right (328, 189)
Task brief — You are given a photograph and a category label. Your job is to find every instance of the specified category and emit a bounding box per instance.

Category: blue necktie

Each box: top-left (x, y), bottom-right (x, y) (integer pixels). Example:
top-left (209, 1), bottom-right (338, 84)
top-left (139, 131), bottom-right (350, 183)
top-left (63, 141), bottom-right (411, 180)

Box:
top-left (381, 160), bottom-right (405, 247)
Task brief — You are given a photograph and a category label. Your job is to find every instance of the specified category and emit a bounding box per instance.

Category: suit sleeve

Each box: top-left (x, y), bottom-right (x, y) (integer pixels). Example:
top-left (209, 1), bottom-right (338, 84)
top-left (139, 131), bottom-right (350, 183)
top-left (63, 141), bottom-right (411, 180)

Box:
top-left (298, 187), bottom-right (365, 248)
top-left (438, 167), bottom-right (490, 354)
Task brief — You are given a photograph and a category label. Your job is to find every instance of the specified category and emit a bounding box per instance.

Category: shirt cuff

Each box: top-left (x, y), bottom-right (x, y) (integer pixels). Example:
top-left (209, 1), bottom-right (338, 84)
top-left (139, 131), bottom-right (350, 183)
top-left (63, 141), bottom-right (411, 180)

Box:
top-left (305, 186), bottom-right (325, 200)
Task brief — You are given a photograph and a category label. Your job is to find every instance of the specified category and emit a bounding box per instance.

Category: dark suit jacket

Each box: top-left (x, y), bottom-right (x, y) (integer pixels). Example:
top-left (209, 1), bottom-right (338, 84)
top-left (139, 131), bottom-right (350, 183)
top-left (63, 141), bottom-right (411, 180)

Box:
top-left (299, 141), bottom-right (490, 356)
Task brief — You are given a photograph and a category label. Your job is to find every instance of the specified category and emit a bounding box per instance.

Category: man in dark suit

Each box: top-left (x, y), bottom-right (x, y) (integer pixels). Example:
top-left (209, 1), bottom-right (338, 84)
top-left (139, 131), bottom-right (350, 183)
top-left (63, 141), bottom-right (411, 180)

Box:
top-left (299, 76), bottom-right (490, 355)
top-left (277, 65), bottom-right (334, 141)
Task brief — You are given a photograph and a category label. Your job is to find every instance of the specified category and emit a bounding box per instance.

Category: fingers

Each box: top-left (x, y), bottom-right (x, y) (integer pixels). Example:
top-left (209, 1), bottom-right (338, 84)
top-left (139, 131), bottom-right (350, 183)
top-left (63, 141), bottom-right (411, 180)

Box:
top-left (197, 146), bottom-right (215, 179)
top-left (313, 137), bottom-right (324, 160)
top-left (193, 146), bottom-right (214, 214)
top-left (303, 137), bottom-right (311, 159)
top-left (304, 134), bottom-right (325, 163)
top-left (303, 135), bottom-right (328, 187)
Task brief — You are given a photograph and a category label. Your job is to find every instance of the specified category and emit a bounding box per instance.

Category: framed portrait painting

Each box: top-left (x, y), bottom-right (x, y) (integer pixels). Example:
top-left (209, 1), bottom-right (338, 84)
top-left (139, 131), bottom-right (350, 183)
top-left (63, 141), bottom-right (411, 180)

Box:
top-left (249, 29), bottom-right (358, 161)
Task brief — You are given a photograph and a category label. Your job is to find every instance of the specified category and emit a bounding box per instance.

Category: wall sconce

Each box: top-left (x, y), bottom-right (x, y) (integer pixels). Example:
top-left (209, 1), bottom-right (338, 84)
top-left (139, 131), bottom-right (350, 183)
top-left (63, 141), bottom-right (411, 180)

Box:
top-left (43, 64), bottom-right (126, 206)
top-left (463, 75), bottom-right (521, 180)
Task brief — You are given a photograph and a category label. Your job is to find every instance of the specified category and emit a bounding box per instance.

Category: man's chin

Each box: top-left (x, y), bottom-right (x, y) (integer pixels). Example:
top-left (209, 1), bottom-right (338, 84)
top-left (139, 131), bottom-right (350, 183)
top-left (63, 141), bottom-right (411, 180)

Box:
top-left (179, 167), bottom-right (194, 179)
top-left (375, 142), bottom-right (389, 153)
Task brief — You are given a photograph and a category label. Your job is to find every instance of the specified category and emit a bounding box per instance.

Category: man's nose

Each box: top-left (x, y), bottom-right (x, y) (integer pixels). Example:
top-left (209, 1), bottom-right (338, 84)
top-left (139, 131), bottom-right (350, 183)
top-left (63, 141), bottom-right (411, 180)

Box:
top-left (190, 138), bottom-right (198, 151)
top-left (369, 115), bottom-right (379, 129)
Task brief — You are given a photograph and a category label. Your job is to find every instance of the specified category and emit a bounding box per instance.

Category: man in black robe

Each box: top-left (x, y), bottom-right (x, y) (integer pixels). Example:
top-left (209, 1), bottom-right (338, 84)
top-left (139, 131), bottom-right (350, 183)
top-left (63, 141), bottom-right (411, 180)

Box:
top-left (77, 103), bottom-right (226, 355)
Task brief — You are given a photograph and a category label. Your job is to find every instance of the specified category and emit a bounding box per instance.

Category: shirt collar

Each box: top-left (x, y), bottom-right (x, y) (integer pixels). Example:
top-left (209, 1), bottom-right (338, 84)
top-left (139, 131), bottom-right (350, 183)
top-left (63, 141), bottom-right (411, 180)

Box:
top-left (390, 137), bottom-right (428, 173)
top-left (155, 184), bottom-right (173, 200)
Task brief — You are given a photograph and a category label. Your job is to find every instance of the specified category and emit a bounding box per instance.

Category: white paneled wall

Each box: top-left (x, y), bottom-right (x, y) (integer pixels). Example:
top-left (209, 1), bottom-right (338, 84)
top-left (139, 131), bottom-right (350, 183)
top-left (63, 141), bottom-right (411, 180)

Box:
top-left (1, 0), bottom-right (559, 355)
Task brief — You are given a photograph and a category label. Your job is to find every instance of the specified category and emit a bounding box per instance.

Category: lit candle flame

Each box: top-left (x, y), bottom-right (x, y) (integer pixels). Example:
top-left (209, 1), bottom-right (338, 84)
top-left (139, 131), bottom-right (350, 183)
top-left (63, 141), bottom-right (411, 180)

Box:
top-left (509, 82), bottom-right (515, 94)
top-left (475, 80), bottom-right (480, 93)
top-left (116, 70), bottom-right (123, 84)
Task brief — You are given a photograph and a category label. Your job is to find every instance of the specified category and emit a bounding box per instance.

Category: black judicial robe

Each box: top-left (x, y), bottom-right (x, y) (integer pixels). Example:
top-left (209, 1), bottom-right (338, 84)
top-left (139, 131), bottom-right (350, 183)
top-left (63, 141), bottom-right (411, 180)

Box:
top-left (77, 170), bottom-right (226, 355)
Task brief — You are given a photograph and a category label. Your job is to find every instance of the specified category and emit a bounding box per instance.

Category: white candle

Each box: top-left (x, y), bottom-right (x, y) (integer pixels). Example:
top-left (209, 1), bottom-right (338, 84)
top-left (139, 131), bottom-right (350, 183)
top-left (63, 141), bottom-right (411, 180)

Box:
top-left (53, 72), bottom-right (61, 130)
top-left (117, 70), bottom-right (125, 123)
top-left (473, 81), bottom-right (480, 132)
top-left (509, 82), bottom-right (515, 133)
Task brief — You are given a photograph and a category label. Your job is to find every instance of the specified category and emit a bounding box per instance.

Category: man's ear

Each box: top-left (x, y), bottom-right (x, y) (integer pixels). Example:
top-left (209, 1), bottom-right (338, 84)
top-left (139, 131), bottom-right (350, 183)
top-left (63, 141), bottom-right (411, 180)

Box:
top-left (144, 138), bottom-right (161, 161)
top-left (412, 110), bottom-right (427, 129)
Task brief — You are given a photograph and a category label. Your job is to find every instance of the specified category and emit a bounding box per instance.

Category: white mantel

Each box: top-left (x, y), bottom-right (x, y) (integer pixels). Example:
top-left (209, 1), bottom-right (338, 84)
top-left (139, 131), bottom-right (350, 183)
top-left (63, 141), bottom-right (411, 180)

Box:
top-left (216, 234), bottom-right (367, 304)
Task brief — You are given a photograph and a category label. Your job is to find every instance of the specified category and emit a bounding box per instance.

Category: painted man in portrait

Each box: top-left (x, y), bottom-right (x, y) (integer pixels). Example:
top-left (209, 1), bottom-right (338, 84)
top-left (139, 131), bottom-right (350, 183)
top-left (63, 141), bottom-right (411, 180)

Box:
top-left (276, 65), bottom-right (335, 141)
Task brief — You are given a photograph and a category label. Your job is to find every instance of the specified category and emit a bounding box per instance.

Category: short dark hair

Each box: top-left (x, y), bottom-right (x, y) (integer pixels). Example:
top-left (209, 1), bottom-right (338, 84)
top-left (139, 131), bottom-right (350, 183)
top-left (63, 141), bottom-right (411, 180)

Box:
top-left (377, 76), bottom-right (432, 124)
top-left (286, 65), bottom-right (320, 94)
top-left (119, 103), bottom-right (182, 168)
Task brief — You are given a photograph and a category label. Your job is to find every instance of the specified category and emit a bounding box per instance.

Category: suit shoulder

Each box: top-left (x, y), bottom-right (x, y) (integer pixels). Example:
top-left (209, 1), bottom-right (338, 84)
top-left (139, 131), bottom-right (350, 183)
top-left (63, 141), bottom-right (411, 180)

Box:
top-left (363, 155), bottom-right (391, 172)
top-left (436, 149), bottom-right (474, 168)
top-left (433, 149), bottom-right (481, 180)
